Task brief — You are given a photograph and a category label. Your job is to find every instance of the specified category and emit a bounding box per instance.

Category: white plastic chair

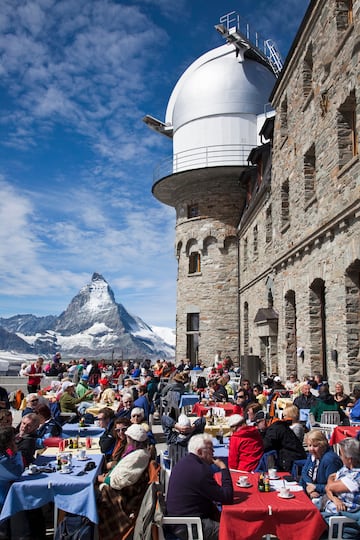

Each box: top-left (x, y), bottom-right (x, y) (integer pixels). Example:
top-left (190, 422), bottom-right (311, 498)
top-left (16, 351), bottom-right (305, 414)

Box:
top-left (157, 516), bottom-right (203, 540)
top-left (328, 515), bottom-right (359, 539)
top-left (320, 411), bottom-right (341, 425)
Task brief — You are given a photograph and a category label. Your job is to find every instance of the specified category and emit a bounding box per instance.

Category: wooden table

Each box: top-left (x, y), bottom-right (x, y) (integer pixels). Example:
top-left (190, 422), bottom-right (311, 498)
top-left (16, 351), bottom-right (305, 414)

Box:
top-left (218, 472), bottom-right (326, 540)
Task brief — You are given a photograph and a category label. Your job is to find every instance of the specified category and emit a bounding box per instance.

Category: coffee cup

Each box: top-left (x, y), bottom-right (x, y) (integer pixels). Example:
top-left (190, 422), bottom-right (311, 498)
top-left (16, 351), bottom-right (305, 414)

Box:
top-left (62, 463), bottom-right (71, 473)
top-left (238, 476), bottom-right (248, 487)
top-left (280, 486), bottom-right (290, 497)
top-left (79, 449), bottom-right (86, 459)
top-left (29, 464), bottom-right (38, 474)
top-left (268, 468), bottom-right (277, 479)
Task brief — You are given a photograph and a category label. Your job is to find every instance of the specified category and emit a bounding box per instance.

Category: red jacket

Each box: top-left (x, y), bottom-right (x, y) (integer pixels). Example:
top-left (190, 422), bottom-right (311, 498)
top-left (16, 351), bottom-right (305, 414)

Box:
top-left (228, 425), bottom-right (264, 472)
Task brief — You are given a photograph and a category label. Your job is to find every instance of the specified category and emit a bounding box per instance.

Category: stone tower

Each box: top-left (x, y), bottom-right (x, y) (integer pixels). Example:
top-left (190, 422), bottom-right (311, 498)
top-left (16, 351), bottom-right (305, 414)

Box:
top-left (145, 25), bottom-right (276, 365)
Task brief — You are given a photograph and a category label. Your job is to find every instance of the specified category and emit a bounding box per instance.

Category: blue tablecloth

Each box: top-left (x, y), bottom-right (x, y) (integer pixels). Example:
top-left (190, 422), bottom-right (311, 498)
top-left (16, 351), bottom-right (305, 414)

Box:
top-left (179, 394), bottom-right (200, 408)
top-left (0, 453), bottom-right (103, 524)
top-left (62, 423), bottom-right (105, 438)
top-left (212, 438), bottom-right (229, 465)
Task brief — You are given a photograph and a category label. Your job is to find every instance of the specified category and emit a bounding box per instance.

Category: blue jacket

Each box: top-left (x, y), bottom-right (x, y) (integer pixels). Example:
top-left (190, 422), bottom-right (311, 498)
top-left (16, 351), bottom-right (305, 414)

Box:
top-left (0, 451), bottom-right (24, 508)
top-left (350, 399), bottom-right (360, 422)
top-left (300, 448), bottom-right (342, 495)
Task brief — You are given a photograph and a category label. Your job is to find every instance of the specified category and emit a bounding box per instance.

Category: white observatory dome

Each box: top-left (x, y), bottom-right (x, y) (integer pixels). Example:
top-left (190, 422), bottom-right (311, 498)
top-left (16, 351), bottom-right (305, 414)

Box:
top-left (165, 44), bottom-right (276, 171)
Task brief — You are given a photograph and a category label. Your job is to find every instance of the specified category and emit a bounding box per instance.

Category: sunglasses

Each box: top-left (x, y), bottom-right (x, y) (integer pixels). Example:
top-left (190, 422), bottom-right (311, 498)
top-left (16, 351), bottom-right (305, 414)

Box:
top-left (30, 399), bottom-right (39, 403)
top-left (115, 427), bottom-right (127, 432)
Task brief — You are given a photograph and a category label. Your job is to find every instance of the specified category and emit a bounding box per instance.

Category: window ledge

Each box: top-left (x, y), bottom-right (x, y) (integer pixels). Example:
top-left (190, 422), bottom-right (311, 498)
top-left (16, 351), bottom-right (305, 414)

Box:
top-left (338, 154), bottom-right (359, 179)
top-left (305, 194), bottom-right (317, 211)
top-left (187, 272), bottom-right (202, 277)
top-left (302, 90), bottom-right (314, 113)
top-left (335, 24), bottom-right (354, 58)
top-left (281, 222), bottom-right (290, 234)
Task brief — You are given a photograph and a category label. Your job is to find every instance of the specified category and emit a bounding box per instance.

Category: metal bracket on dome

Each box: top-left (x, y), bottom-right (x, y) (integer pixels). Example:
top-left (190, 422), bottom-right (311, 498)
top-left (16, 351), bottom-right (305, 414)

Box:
top-left (142, 115), bottom-right (173, 138)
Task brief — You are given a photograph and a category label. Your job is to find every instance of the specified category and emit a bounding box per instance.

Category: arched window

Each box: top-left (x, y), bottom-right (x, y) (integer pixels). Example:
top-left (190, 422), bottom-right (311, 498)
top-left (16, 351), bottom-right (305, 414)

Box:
top-left (309, 278), bottom-right (327, 378)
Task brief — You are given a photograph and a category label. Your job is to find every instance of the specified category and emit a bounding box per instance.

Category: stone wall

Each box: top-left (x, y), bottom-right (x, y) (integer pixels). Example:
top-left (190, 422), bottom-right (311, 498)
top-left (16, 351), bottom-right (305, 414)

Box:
top-left (238, 0), bottom-right (360, 390)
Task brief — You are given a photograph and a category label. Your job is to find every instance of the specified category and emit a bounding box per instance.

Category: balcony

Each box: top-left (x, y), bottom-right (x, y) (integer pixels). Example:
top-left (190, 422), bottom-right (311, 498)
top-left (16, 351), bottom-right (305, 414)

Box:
top-left (153, 144), bottom-right (255, 184)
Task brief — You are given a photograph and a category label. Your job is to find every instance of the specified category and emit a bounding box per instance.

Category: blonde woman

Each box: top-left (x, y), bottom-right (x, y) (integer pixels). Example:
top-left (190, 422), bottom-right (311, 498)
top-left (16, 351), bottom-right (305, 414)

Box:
top-left (283, 404), bottom-right (304, 443)
top-left (300, 429), bottom-right (342, 501)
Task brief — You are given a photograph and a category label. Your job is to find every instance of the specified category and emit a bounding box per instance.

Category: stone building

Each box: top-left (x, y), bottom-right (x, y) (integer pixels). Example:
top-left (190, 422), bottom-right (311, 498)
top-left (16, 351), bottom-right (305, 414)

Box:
top-left (145, 1), bottom-right (359, 389)
top-left (145, 23), bottom-right (276, 365)
top-left (239, 0), bottom-right (360, 390)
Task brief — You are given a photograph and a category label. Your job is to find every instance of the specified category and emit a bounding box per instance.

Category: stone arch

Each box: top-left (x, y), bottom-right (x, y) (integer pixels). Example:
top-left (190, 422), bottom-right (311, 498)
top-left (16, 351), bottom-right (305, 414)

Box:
top-left (176, 241), bottom-right (183, 260)
top-left (222, 235), bottom-right (238, 254)
top-left (284, 290), bottom-right (297, 374)
top-left (185, 238), bottom-right (198, 256)
top-left (345, 259), bottom-right (360, 378)
top-left (309, 278), bottom-right (327, 378)
top-left (202, 235), bottom-right (217, 255)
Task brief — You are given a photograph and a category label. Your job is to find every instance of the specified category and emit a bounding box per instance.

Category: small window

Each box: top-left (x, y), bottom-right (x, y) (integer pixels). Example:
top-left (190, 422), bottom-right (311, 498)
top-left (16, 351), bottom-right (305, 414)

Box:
top-left (304, 144), bottom-right (316, 203)
top-left (280, 97), bottom-right (288, 140)
top-left (336, 0), bottom-right (353, 30)
top-left (243, 238), bottom-right (248, 268)
top-left (303, 44), bottom-right (313, 98)
top-left (338, 90), bottom-right (357, 168)
top-left (189, 252), bottom-right (201, 274)
top-left (281, 179), bottom-right (290, 229)
top-left (265, 205), bottom-right (272, 243)
top-left (188, 204), bottom-right (199, 218)
top-left (253, 225), bottom-right (258, 257)
top-left (187, 313), bottom-right (199, 332)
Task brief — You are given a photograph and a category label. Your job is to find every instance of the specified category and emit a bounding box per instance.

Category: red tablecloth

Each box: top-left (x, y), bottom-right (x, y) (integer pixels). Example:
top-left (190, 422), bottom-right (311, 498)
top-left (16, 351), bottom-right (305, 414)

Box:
top-left (218, 472), bottom-right (326, 540)
top-left (191, 402), bottom-right (236, 417)
top-left (330, 425), bottom-right (360, 445)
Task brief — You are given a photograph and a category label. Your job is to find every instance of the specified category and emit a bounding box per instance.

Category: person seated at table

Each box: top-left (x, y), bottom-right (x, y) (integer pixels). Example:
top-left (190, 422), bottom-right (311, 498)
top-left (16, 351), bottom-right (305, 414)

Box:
top-left (283, 404), bottom-right (305, 443)
top-left (95, 378), bottom-right (116, 405)
top-left (98, 417), bottom-right (131, 482)
top-left (116, 392), bottom-right (134, 419)
top-left (59, 380), bottom-right (92, 415)
top-left (162, 413), bottom-right (206, 447)
top-left (21, 393), bottom-right (42, 417)
top-left (75, 373), bottom-right (94, 404)
top-left (227, 414), bottom-right (264, 472)
top-left (0, 410), bottom-right (12, 428)
top-left (161, 372), bottom-right (187, 399)
top-left (253, 384), bottom-right (267, 408)
top-left (300, 429), bottom-right (342, 502)
top-left (293, 382), bottom-right (318, 410)
top-left (259, 414), bottom-right (307, 472)
top-left (245, 402), bottom-right (263, 425)
top-left (310, 384), bottom-right (344, 423)
top-left (98, 407), bottom-right (116, 461)
top-left (133, 384), bottom-right (153, 422)
top-left (166, 433), bottom-right (233, 540)
top-left (122, 377), bottom-right (139, 400)
top-left (233, 390), bottom-right (248, 415)
top-left (14, 413), bottom-right (41, 466)
top-left (208, 378), bottom-right (228, 403)
top-left (321, 438), bottom-right (360, 539)
top-left (220, 374), bottom-right (236, 400)
top-left (97, 424), bottom-right (151, 540)
top-left (130, 407), bottom-right (156, 457)
top-left (241, 379), bottom-right (254, 402)
top-left (34, 403), bottom-right (62, 448)
top-left (333, 382), bottom-right (351, 411)
top-left (0, 426), bottom-right (24, 539)
top-left (348, 386), bottom-right (360, 423)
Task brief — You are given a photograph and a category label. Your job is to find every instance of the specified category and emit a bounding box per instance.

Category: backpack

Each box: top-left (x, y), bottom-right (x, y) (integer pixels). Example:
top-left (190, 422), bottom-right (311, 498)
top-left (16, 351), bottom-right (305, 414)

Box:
top-left (54, 514), bottom-right (94, 540)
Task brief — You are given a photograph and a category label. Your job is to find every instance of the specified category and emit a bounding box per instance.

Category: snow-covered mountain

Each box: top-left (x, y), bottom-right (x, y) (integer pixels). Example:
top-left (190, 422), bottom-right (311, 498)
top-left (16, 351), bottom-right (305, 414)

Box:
top-left (0, 273), bottom-right (175, 360)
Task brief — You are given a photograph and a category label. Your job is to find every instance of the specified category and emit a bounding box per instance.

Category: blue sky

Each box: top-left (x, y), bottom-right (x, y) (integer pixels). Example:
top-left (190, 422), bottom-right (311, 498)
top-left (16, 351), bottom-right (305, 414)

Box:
top-left (0, 0), bottom-right (310, 328)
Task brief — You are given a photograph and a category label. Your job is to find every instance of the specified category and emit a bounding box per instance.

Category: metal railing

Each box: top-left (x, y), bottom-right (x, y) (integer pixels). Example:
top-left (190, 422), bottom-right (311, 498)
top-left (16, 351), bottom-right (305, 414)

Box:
top-left (153, 144), bottom-right (255, 183)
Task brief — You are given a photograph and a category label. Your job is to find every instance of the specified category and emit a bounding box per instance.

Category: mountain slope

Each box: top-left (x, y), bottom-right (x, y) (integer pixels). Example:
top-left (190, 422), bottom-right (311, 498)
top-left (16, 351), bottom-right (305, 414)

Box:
top-left (0, 273), bottom-right (174, 360)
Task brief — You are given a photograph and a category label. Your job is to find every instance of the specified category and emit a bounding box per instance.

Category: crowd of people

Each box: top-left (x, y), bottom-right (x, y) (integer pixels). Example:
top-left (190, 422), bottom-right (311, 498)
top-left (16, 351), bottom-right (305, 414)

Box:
top-left (0, 353), bottom-right (357, 538)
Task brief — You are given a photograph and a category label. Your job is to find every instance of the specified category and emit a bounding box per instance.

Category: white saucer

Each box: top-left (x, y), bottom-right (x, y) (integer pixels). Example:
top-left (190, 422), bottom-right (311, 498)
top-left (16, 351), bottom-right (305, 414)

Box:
top-left (269, 475), bottom-right (280, 480)
top-left (28, 470), bottom-right (40, 475)
top-left (277, 492), bottom-right (294, 499)
top-left (77, 456), bottom-right (89, 461)
top-left (236, 482), bottom-right (252, 488)
top-left (59, 469), bottom-right (72, 474)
